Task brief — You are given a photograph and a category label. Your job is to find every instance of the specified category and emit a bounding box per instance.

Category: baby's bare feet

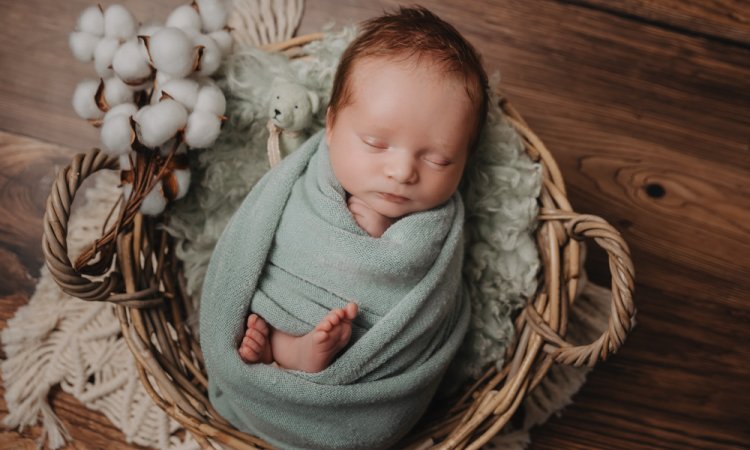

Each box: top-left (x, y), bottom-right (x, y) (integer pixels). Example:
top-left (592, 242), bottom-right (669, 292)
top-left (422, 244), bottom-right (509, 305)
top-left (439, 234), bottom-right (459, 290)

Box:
top-left (239, 314), bottom-right (273, 364)
top-left (295, 303), bottom-right (358, 373)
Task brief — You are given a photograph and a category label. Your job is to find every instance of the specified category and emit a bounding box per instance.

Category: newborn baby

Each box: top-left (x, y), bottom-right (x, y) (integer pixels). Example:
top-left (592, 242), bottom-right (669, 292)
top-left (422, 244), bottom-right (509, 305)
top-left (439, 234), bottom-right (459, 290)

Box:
top-left (238, 6), bottom-right (489, 373)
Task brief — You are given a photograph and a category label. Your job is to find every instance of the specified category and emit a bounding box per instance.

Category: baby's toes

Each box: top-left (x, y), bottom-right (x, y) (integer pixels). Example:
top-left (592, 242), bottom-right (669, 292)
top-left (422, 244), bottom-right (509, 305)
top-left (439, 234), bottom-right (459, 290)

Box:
top-left (239, 339), bottom-right (259, 362)
top-left (338, 324), bottom-right (352, 345)
top-left (247, 329), bottom-right (264, 347)
top-left (328, 310), bottom-right (342, 326)
top-left (313, 329), bottom-right (330, 344)
top-left (255, 317), bottom-right (270, 336)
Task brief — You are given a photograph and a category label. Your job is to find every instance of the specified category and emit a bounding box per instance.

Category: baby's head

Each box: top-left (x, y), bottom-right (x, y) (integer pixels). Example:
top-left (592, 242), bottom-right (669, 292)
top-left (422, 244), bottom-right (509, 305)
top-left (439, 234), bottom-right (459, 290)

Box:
top-left (326, 6), bottom-right (489, 219)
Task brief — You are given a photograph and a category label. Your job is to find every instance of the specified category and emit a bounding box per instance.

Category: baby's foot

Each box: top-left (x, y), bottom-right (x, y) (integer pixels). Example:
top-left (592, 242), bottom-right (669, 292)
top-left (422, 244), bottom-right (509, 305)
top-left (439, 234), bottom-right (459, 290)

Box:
top-left (239, 314), bottom-right (273, 364)
top-left (298, 303), bottom-right (358, 372)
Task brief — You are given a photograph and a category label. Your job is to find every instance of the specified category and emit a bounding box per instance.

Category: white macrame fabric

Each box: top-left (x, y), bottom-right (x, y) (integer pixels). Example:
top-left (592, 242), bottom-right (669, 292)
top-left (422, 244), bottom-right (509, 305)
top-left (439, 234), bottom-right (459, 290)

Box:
top-left (1, 171), bottom-right (199, 450)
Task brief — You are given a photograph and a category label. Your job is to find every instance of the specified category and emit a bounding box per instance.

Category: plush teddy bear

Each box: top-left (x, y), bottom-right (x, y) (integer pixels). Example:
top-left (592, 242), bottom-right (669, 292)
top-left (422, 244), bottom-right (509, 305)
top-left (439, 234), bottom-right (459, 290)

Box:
top-left (266, 77), bottom-right (319, 166)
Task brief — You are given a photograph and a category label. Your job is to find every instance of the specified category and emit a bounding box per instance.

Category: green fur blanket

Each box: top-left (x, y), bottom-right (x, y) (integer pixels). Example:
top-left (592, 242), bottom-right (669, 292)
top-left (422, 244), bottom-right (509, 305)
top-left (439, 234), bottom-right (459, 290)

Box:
top-left (200, 130), bottom-right (470, 449)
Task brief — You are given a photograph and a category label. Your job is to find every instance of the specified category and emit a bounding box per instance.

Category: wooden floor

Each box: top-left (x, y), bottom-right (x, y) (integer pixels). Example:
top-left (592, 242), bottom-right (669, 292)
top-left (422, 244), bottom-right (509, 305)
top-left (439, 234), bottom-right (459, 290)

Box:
top-left (1, 0), bottom-right (749, 448)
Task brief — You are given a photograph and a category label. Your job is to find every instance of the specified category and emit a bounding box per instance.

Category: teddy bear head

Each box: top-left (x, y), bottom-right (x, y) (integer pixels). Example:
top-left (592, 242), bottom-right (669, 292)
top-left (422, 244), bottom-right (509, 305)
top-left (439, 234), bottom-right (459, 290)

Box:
top-left (268, 77), bottom-right (319, 132)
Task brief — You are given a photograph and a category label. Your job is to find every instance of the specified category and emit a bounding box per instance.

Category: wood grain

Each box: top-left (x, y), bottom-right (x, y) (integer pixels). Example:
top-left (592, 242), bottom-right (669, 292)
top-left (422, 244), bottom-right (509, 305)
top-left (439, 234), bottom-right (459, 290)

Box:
top-left (1, 0), bottom-right (749, 449)
top-left (567, 0), bottom-right (750, 47)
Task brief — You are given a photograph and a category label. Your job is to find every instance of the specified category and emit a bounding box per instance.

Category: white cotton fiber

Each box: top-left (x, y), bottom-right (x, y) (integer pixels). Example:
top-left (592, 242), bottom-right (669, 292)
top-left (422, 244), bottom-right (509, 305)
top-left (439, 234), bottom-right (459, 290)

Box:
top-left (94, 37), bottom-right (120, 78)
top-left (140, 180), bottom-right (167, 216)
top-left (160, 78), bottom-right (200, 110)
top-left (76, 5), bottom-right (105, 36)
top-left (134, 99), bottom-right (188, 148)
top-left (118, 153), bottom-right (133, 170)
top-left (148, 27), bottom-right (195, 78)
top-left (172, 168), bottom-right (191, 200)
top-left (209, 29), bottom-right (232, 55)
top-left (195, 0), bottom-right (229, 32)
top-left (100, 114), bottom-right (133, 155)
top-left (193, 33), bottom-right (222, 76)
top-left (72, 79), bottom-right (103, 120)
top-left (112, 39), bottom-right (152, 84)
top-left (69, 31), bottom-right (100, 62)
top-left (103, 77), bottom-right (134, 107)
top-left (166, 5), bottom-right (203, 31)
top-left (194, 84), bottom-right (226, 115)
top-left (103, 4), bottom-right (137, 41)
top-left (184, 110), bottom-right (221, 148)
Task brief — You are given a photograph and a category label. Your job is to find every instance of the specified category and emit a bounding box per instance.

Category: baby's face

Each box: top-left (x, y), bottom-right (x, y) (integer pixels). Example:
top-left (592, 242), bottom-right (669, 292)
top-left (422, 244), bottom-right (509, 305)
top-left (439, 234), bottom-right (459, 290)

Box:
top-left (326, 56), bottom-right (476, 219)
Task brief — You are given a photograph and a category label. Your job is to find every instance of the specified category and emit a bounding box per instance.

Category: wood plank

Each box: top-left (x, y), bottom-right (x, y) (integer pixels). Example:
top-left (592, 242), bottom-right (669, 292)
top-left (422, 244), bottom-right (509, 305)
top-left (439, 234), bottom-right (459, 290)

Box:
top-left (0, 132), bottom-right (79, 276)
top-left (567, 0), bottom-right (750, 47)
top-left (1, 0), bottom-right (748, 449)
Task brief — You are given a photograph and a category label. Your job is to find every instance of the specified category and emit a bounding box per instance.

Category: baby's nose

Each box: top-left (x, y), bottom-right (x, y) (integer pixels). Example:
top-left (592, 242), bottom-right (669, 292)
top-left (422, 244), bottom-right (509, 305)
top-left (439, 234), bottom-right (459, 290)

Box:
top-left (385, 156), bottom-right (418, 184)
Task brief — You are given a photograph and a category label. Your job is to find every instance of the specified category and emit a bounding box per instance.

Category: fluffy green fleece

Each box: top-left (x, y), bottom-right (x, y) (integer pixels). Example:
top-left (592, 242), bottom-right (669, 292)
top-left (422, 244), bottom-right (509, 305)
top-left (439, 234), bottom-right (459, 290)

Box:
top-left (163, 26), bottom-right (541, 388)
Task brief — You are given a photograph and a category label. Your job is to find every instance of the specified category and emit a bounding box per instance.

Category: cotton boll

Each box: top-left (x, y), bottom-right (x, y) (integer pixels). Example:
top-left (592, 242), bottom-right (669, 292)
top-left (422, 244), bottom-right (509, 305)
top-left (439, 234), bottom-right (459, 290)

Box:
top-left (134, 99), bottom-right (188, 148)
top-left (192, 34), bottom-right (221, 76)
top-left (209, 29), bottom-right (232, 55)
top-left (104, 4), bottom-right (137, 41)
top-left (100, 114), bottom-right (133, 155)
top-left (195, 0), bottom-right (229, 32)
top-left (72, 79), bottom-right (104, 120)
top-left (148, 27), bottom-right (195, 78)
top-left (171, 168), bottom-right (191, 200)
top-left (76, 5), bottom-right (105, 36)
top-left (103, 77), bottom-right (134, 107)
top-left (184, 110), bottom-right (221, 148)
top-left (140, 180), bottom-right (167, 216)
top-left (194, 84), bottom-right (225, 116)
top-left (151, 71), bottom-right (170, 104)
top-left (155, 70), bottom-right (174, 87)
top-left (106, 102), bottom-right (138, 118)
top-left (138, 22), bottom-right (163, 37)
top-left (112, 39), bottom-right (152, 85)
top-left (166, 4), bottom-right (202, 31)
top-left (69, 31), bottom-right (100, 62)
top-left (118, 153), bottom-right (133, 170)
top-left (160, 78), bottom-right (199, 110)
top-left (94, 37), bottom-right (119, 78)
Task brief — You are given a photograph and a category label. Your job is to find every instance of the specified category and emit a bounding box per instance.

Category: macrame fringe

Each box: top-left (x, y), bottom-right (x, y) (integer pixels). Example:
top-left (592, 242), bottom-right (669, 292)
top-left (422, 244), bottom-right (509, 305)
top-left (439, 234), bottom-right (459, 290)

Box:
top-left (1, 172), bottom-right (197, 450)
top-left (229, 0), bottom-right (305, 48)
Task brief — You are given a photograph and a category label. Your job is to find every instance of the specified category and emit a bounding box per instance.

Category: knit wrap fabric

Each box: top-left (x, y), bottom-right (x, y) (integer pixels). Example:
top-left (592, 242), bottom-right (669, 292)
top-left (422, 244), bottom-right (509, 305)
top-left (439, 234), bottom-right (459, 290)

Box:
top-left (199, 130), bottom-right (470, 449)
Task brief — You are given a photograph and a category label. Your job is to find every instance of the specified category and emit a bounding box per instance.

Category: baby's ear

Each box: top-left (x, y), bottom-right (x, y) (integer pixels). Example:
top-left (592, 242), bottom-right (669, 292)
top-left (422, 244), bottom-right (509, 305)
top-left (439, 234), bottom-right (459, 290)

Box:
top-left (307, 91), bottom-right (319, 114)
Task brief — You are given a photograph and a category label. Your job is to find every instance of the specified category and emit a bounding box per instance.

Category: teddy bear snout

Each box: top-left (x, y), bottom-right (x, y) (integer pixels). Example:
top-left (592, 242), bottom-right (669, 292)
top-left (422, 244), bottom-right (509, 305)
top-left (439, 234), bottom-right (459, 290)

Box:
top-left (274, 109), bottom-right (281, 117)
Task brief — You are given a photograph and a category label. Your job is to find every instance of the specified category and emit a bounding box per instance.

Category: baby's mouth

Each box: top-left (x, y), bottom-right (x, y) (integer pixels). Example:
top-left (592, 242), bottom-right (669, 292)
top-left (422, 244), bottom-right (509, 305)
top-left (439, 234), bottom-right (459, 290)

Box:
top-left (378, 192), bottom-right (409, 203)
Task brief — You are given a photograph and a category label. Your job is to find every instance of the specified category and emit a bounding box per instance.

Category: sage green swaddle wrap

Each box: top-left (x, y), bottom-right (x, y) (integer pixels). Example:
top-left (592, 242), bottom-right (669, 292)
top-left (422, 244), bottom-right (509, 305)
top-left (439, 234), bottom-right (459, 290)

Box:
top-left (200, 130), bottom-right (470, 450)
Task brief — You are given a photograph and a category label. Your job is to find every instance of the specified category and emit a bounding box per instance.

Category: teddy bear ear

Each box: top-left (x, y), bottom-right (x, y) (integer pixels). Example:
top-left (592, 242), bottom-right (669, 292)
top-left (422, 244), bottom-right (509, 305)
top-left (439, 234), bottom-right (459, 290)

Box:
top-left (307, 90), bottom-right (319, 114)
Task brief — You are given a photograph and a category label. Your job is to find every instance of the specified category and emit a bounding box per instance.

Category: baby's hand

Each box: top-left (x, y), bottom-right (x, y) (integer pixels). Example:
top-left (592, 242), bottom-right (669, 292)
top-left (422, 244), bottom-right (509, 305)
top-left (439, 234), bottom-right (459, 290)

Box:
top-left (347, 195), bottom-right (395, 238)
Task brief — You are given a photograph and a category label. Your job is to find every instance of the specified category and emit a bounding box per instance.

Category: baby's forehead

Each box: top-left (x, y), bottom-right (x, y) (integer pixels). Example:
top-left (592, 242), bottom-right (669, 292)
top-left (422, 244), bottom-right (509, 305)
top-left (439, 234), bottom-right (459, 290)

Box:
top-left (347, 55), bottom-right (475, 105)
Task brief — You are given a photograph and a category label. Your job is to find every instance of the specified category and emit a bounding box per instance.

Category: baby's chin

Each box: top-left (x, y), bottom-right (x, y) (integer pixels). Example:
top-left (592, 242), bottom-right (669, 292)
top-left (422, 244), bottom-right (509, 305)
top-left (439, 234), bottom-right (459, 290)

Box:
top-left (370, 198), bottom-right (415, 220)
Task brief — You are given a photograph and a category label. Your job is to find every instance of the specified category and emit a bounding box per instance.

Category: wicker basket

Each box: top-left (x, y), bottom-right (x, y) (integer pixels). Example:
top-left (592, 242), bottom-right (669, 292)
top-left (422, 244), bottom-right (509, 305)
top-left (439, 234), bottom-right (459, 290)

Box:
top-left (42, 33), bottom-right (635, 450)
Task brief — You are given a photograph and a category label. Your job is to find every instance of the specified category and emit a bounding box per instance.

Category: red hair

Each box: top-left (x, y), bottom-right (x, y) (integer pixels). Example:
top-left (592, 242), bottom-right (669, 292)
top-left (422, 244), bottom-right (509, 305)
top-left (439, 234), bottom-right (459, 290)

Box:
top-left (328, 5), bottom-right (489, 151)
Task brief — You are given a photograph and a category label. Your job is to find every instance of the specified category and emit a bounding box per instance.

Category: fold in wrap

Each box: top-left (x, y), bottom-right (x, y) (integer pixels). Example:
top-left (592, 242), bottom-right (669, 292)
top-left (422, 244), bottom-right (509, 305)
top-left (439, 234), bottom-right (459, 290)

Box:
top-left (200, 130), bottom-right (470, 449)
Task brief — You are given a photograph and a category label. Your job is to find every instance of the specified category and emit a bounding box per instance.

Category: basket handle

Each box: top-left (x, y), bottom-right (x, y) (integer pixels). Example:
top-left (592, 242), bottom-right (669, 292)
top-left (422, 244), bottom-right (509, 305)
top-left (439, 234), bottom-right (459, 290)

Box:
top-left (530, 212), bottom-right (636, 367)
top-left (42, 148), bottom-right (122, 301)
